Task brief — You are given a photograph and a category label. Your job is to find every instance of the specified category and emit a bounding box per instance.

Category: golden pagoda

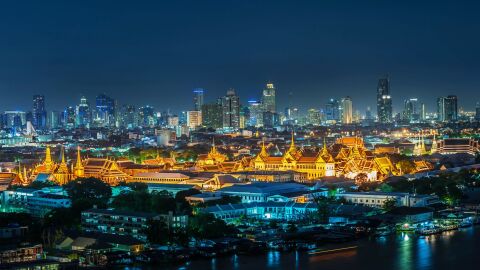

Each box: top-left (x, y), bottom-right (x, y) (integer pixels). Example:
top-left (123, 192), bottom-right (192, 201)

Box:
top-left (74, 146), bottom-right (85, 177)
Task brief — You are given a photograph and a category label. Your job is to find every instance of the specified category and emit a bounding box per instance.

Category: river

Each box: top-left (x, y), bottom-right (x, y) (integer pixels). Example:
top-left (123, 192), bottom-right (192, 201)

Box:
top-left (133, 226), bottom-right (480, 270)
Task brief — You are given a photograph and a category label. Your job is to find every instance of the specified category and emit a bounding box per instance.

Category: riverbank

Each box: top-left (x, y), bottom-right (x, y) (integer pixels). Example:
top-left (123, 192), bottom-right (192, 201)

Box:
top-left (132, 225), bottom-right (480, 270)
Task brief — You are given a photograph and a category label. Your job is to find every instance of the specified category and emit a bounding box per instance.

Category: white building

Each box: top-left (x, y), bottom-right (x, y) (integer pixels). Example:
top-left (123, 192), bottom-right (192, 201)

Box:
top-left (335, 192), bottom-right (440, 208)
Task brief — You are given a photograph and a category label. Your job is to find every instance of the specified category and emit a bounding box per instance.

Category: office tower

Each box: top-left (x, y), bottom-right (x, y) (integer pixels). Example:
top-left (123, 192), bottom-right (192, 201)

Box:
top-left (262, 83), bottom-right (276, 113)
top-left (193, 88), bottom-right (205, 111)
top-left (32, 95), bottom-right (47, 129)
top-left (476, 102), bottom-right (480, 121)
top-left (247, 99), bottom-right (263, 127)
top-left (186, 111), bottom-right (202, 129)
top-left (437, 95), bottom-right (458, 122)
top-left (403, 98), bottom-right (419, 123)
top-left (221, 89), bottom-right (240, 129)
top-left (95, 94), bottom-right (115, 127)
top-left (263, 111), bottom-right (280, 128)
top-left (167, 115), bottom-right (179, 127)
top-left (3, 111), bottom-right (26, 129)
top-left (120, 104), bottom-right (137, 129)
top-left (138, 106), bottom-right (155, 127)
top-left (365, 106), bottom-right (373, 121)
top-left (308, 109), bottom-right (321, 125)
top-left (63, 106), bottom-right (76, 129)
top-left (421, 103), bottom-right (426, 122)
top-left (341, 96), bottom-right (353, 124)
top-left (377, 76), bottom-right (392, 123)
top-left (325, 98), bottom-right (341, 122)
top-left (75, 96), bottom-right (90, 128)
top-left (202, 102), bottom-right (223, 129)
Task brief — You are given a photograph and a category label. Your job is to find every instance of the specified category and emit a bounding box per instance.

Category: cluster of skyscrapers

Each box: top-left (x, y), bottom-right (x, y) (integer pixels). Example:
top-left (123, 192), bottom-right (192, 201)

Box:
top-left (0, 76), bottom-right (476, 133)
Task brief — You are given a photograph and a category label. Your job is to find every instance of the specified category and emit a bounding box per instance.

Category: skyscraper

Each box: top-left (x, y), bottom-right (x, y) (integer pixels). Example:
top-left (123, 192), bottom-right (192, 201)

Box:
top-left (403, 98), bottom-right (419, 123)
top-left (32, 95), bottom-right (47, 129)
top-left (222, 89), bottom-right (240, 129)
top-left (476, 102), bottom-right (480, 121)
top-left (247, 99), bottom-right (263, 127)
top-left (95, 94), bottom-right (115, 127)
top-left (76, 96), bottom-right (90, 128)
top-left (437, 95), bottom-right (458, 122)
top-left (186, 110), bottom-right (202, 129)
top-left (377, 76), bottom-right (392, 123)
top-left (325, 98), bottom-right (341, 122)
top-left (193, 88), bottom-right (205, 111)
top-left (202, 102), bottom-right (223, 129)
top-left (139, 106), bottom-right (155, 127)
top-left (262, 83), bottom-right (276, 113)
top-left (63, 106), bottom-right (76, 129)
top-left (341, 96), bottom-right (353, 124)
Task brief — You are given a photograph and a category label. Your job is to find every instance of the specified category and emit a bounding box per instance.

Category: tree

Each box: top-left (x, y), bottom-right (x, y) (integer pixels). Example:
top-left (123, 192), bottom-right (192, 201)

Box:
top-left (382, 198), bottom-right (397, 212)
top-left (145, 219), bottom-right (170, 245)
top-left (118, 181), bottom-right (148, 192)
top-left (64, 177), bottom-right (112, 206)
top-left (188, 213), bottom-right (236, 239)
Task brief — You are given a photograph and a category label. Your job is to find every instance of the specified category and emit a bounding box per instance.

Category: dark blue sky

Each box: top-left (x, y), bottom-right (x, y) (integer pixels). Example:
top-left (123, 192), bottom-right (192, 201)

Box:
top-left (1, 0), bottom-right (479, 114)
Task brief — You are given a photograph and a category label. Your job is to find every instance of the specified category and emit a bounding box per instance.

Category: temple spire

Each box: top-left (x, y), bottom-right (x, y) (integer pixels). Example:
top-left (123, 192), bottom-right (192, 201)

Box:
top-left (44, 145), bottom-right (54, 172)
top-left (74, 146), bottom-right (84, 177)
top-left (288, 130), bottom-right (296, 152)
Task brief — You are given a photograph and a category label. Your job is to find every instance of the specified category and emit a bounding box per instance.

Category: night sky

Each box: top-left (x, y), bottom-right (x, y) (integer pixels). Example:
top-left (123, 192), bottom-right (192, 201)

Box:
top-left (1, 0), bottom-right (479, 114)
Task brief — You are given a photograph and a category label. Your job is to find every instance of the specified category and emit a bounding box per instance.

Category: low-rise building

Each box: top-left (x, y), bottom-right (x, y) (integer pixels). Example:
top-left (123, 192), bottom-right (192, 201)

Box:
top-left (335, 192), bottom-right (440, 208)
top-left (217, 182), bottom-right (326, 203)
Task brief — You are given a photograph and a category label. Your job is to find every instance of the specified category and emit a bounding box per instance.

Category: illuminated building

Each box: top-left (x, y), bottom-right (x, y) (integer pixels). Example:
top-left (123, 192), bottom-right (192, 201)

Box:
top-left (186, 111), bottom-right (202, 129)
top-left (95, 94), bottom-right (116, 127)
top-left (403, 98), bottom-right (419, 123)
top-left (120, 104), bottom-right (138, 129)
top-left (75, 96), bottom-right (91, 128)
top-left (167, 115), bottom-right (179, 127)
top-left (30, 146), bottom-right (73, 185)
top-left (437, 95), bottom-right (458, 122)
top-left (221, 89), bottom-right (240, 129)
top-left (476, 102), bottom-right (480, 121)
top-left (4, 111), bottom-right (26, 129)
top-left (32, 95), bottom-right (47, 129)
top-left (262, 82), bottom-right (276, 113)
top-left (307, 109), bottom-right (321, 125)
top-left (341, 96), bottom-right (353, 124)
top-left (254, 133), bottom-right (335, 180)
top-left (82, 157), bottom-right (130, 184)
top-left (325, 98), bottom-right (341, 122)
top-left (201, 102), bottom-right (223, 129)
top-left (138, 105), bottom-right (155, 127)
top-left (196, 140), bottom-right (228, 170)
top-left (436, 138), bottom-right (479, 155)
top-left (193, 88), bottom-right (204, 111)
top-left (377, 76), bottom-right (392, 123)
top-left (413, 132), bottom-right (428, 156)
top-left (262, 111), bottom-right (280, 128)
top-left (63, 106), bottom-right (76, 129)
top-left (247, 99), bottom-right (263, 127)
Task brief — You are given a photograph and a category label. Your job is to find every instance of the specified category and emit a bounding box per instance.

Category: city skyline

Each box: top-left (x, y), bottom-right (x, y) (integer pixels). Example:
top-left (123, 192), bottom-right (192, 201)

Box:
top-left (1, 1), bottom-right (480, 112)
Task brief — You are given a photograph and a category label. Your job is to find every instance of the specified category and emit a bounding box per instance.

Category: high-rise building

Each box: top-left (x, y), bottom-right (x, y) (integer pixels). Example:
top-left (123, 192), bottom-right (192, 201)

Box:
top-left (262, 111), bottom-right (280, 128)
top-left (95, 94), bottom-right (115, 127)
top-left (403, 98), bottom-right (419, 123)
top-left (476, 102), bottom-right (480, 121)
top-left (437, 95), bottom-right (458, 122)
top-left (63, 106), bottom-right (76, 129)
top-left (247, 99), bottom-right (263, 127)
top-left (341, 96), bottom-right (353, 124)
top-left (139, 106), bottom-right (155, 127)
top-left (377, 76), bottom-right (392, 123)
top-left (308, 109), bottom-right (321, 125)
top-left (421, 103), bottom-right (426, 122)
top-left (75, 96), bottom-right (90, 128)
top-left (221, 89), bottom-right (240, 129)
top-left (186, 111), bottom-right (202, 129)
top-left (32, 95), bottom-right (47, 129)
top-left (325, 98), bottom-right (340, 122)
top-left (3, 111), bottom-right (26, 129)
top-left (262, 83), bottom-right (276, 113)
top-left (120, 104), bottom-right (137, 129)
top-left (201, 102), bottom-right (223, 129)
top-left (47, 111), bottom-right (61, 129)
top-left (193, 88), bottom-right (205, 111)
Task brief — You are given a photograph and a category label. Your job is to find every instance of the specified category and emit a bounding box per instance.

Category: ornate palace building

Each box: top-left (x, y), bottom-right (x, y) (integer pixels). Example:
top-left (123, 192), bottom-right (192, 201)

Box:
top-left (253, 134), bottom-right (335, 180)
top-left (253, 135), bottom-right (401, 181)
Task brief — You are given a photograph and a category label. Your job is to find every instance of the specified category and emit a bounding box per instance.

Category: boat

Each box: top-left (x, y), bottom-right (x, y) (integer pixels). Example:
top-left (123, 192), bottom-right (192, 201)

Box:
top-left (308, 246), bottom-right (357, 256)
